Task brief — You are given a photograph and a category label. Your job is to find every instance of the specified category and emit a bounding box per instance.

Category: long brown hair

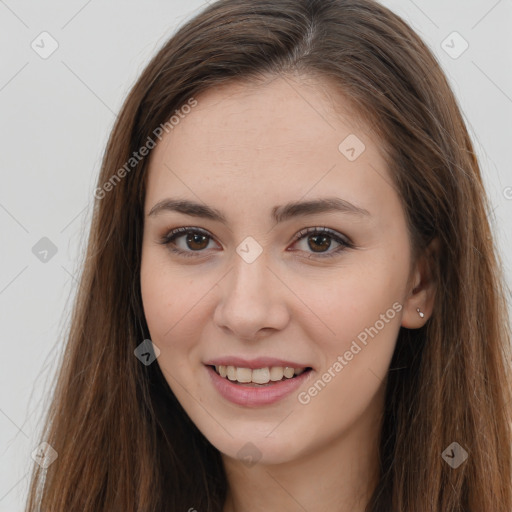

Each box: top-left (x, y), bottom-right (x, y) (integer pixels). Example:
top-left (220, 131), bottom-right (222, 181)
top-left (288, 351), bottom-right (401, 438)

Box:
top-left (24, 0), bottom-right (512, 510)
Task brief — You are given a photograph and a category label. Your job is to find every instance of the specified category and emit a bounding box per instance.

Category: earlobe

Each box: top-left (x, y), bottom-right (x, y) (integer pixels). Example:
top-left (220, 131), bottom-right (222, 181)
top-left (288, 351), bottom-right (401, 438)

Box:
top-left (401, 286), bottom-right (434, 329)
top-left (401, 237), bottom-right (440, 329)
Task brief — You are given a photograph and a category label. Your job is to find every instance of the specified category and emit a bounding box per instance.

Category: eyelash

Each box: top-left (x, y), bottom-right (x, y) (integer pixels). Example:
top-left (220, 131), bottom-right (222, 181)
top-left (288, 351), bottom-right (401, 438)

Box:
top-left (158, 226), bottom-right (354, 260)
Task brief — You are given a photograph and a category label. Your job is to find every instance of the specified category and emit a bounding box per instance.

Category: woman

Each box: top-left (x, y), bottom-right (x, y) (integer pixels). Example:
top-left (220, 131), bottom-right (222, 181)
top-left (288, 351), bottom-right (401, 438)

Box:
top-left (24, 0), bottom-right (512, 510)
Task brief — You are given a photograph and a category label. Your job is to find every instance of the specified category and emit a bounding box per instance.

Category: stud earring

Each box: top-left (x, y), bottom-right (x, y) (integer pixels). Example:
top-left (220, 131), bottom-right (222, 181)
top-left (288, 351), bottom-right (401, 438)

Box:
top-left (416, 308), bottom-right (425, 318)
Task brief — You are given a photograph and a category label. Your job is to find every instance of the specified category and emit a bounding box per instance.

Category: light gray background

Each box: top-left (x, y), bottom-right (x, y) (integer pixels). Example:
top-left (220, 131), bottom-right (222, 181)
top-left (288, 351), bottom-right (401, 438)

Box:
top-left (0, 1), bottom-right (511, 510)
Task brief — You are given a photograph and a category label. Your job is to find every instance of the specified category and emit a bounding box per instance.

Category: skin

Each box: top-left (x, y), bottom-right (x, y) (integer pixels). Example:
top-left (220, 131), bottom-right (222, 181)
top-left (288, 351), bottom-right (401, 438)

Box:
top-left (140, 74), bottom-right (437, 512)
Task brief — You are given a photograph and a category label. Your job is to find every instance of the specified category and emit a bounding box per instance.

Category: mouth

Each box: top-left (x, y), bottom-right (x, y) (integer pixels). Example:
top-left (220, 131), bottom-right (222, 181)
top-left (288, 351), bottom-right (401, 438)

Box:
top-left (208, 364), bottom-right (313, 387)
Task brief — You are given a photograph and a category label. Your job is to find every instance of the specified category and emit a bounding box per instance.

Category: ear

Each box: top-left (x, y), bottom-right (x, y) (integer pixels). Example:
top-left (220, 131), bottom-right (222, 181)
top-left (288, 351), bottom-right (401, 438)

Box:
top-left (401, 237), bottom-right (440, 329)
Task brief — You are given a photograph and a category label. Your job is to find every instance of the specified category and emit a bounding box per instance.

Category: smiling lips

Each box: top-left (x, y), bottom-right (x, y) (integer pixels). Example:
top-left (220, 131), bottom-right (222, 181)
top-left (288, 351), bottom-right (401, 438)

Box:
top-left (204, 357), bottom-right (312, 385)
top-left (203, 357), bottom-right (313, 405)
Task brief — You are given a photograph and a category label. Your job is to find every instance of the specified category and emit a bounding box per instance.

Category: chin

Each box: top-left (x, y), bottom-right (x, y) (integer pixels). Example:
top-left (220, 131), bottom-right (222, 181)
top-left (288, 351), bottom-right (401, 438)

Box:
top-left (203, 425), bottom-right (307, 466)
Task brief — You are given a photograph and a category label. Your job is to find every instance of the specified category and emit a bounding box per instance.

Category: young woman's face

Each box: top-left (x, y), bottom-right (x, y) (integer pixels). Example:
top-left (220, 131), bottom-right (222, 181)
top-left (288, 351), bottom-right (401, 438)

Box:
top-left (141, 75), bottom-right (416, 465)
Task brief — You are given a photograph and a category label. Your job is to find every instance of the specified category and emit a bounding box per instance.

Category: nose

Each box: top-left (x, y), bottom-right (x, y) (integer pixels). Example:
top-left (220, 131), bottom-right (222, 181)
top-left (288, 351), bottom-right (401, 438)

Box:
top-left (213, 251), bottom-right (290, 341)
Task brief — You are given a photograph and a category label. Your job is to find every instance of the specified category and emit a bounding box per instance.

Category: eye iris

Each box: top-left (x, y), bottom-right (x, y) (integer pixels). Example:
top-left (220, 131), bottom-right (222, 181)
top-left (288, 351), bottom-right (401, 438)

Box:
top-left (187, 232), bottom-right (209, 250)
top-left (308, 235), bottom-right (331, 252)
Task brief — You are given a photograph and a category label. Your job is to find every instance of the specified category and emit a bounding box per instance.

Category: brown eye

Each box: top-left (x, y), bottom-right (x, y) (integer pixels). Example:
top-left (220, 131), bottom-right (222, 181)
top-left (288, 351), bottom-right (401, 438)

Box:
top-left (160, 227), bottom-right (218, 258)
top-left (291, 227), bottom-right (353, 259)
top-left (186, 232), bottom-right (209, 250)
top-left (307, 234), bottom-right (332, 253)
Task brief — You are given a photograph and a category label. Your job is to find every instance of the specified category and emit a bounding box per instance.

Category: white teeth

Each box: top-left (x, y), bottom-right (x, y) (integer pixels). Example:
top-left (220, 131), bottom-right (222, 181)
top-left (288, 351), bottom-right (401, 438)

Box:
top-left (227, 366), bottom-right (236, 381)
top-left (236, 367), bottom-right (252, 383)
top-left (252, 368), bottom-right (270, 384)
top-left (283, 367), bottom-right (294, 379)
top-left (269, 367), bottom-right (284, 381)
top-left (214, 365), bottom-right (307, 384)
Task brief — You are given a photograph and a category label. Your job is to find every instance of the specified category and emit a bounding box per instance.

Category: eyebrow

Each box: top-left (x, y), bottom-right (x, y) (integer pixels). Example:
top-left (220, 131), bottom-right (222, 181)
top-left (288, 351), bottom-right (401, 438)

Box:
top-left (147, 197), bottom-right (370, 223)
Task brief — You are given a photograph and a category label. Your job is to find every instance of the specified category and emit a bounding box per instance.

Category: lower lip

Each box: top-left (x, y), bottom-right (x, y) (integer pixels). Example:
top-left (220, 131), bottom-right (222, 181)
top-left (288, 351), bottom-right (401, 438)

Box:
top-left (205, 365), bottom-right (313, 407)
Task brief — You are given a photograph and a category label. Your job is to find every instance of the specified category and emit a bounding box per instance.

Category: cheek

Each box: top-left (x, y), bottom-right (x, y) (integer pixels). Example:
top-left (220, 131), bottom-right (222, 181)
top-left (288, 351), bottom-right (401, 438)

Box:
top-left (140, 250), bottom-right (220, 378)
top-left (140, 267), bottom-right (176, 341)
top-left (292, 250), bottom-right (406, 412)
top-left (293, 279), bottom-right (401, 450)
top-left (303, 281), bottom-right (402, 387)
top-left (140, 259), bottom-right (199, 389)
top-left (295, 255), bottom-right (406, 349)
top-left (141, 249), bottom-right (199, 338)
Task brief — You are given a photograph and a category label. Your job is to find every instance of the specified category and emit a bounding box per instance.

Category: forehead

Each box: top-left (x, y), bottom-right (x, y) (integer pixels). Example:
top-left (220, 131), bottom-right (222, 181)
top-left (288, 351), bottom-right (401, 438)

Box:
top-left (153, 75), bottom-right (370, 160)
top-left (145, 75), bottom-right (396, 220)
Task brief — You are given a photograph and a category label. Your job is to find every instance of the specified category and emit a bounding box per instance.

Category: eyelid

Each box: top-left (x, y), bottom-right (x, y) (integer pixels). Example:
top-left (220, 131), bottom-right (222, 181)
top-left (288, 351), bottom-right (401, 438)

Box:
top-left (159, 226), bottom-right (220, 258)
top-left (290, 226), bottom-right (353, 247)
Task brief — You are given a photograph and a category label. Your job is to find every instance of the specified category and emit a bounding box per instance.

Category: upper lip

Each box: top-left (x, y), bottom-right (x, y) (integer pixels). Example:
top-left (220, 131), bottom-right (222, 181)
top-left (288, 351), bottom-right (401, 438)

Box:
top-left (204, 357), bottom-right (312, 370)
